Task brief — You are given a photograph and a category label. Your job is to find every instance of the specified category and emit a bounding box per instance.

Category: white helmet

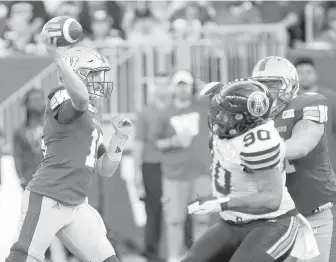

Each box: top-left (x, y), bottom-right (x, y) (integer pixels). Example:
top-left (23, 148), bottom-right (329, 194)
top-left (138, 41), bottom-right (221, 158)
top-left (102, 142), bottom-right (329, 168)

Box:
top-left (251, 56), bottom-right (299, 116)
top-left (61, 46), bottom-right (113, 99)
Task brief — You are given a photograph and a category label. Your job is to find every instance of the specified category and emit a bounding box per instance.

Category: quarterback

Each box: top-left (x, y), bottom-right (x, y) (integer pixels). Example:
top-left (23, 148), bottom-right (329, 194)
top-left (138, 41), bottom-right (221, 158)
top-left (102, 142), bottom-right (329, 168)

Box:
top-left (6, 38), bottom-right (132, 261)
top-left (252, 56), bottom-right (336, 262)
top-left (184, 80), bottom-right (302, 262)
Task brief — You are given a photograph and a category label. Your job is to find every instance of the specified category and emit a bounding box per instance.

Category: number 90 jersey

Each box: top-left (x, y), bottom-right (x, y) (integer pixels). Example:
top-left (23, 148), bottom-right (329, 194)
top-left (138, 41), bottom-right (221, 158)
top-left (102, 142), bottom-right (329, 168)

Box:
top-left (27, 87), bottom-right (105, 205)
top-left (211, 120), bottom-right (295, 223)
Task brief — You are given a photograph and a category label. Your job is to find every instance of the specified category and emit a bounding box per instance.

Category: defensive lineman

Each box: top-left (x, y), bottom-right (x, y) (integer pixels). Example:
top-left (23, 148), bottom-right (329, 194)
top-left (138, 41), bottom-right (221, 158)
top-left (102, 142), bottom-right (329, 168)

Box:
top-left (183, 80), bottom-right (312, 262)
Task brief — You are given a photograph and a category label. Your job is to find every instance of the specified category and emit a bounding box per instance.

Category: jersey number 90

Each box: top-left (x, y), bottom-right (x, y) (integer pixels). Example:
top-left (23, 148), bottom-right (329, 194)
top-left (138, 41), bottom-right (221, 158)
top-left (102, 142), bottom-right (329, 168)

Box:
top-left (243, 129), bottom-right (271, 147)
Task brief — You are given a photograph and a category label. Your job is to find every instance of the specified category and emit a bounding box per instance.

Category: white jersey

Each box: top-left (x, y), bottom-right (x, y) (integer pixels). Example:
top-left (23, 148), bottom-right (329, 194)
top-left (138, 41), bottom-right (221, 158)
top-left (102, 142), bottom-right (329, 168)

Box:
top-left (211, 120), bottom-right (295, 223)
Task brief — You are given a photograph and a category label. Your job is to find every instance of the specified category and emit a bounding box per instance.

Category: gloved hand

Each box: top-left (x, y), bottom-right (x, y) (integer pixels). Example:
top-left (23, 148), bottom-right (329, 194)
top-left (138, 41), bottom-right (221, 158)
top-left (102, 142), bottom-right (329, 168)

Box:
top-left (188, 196), bottom-right (230, 215)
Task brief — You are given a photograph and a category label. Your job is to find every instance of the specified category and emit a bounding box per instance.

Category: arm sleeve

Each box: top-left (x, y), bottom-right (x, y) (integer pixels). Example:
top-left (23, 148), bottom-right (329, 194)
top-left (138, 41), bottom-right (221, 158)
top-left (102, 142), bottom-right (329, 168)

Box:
top-left (296, 93), bottom-right (328, 124)
top-left (49, 88), bottom-right (85, 124)
top-left (240, 128), bottom-right (283, 171)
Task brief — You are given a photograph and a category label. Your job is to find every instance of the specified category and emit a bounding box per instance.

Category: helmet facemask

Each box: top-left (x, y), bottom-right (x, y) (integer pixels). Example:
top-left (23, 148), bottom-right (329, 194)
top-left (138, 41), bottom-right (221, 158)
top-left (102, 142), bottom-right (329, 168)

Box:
top-left (208, 98), bottom-right (261, 139)
top-left (254, 76), bottom-right (298, 117)
top-left (251, 56), bottom-right (299, 117)
top-left (78, 67), bottom-right (113, 100)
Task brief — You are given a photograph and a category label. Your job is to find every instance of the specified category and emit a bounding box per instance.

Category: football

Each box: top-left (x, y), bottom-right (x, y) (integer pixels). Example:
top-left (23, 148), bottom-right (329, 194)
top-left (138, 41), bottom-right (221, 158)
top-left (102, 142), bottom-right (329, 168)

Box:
top-left (42, 16), bottom-right (83, 47)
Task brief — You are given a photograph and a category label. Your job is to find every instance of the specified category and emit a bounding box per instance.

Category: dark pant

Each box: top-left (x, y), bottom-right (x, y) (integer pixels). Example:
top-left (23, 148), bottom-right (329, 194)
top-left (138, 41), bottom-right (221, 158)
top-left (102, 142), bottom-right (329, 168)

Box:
top-left (182, 215), bottom-right (299, 262)
top-left (305, 204), bottom-right (336, 262)
top-left (142, 162), bottom-right (192, 260)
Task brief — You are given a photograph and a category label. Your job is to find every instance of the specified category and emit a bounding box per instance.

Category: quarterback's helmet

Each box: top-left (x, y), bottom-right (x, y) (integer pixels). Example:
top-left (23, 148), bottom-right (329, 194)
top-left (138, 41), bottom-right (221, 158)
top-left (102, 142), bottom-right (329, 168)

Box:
top-left (251, 56), bottom-right (299, 116)
top-left (208, 79), bottom-right (273, 139)
top-left (61, 46), bottom-right (113, 98)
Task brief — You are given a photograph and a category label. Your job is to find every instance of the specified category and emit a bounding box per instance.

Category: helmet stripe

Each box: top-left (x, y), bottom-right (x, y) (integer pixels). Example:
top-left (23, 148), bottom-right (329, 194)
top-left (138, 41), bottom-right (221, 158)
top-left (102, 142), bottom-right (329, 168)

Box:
top-left (258, 57), bottom-right (270, 71)
top-left (63, 18), bottom-right (77, 44)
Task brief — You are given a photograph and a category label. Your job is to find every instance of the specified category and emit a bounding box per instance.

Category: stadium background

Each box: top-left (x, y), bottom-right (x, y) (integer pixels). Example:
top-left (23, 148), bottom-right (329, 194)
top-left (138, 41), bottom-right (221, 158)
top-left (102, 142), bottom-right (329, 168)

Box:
top-left (1, 1), bottom-right (336, 261)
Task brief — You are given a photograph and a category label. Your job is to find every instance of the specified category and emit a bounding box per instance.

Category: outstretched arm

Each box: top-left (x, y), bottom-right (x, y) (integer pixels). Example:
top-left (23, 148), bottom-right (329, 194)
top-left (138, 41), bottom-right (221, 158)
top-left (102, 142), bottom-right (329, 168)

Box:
top-left (44, 36), bottom-right (89, 111)
top-left (54, 53), bottom-right (89, 111)
top-left (285, 97), bottom-right (327, 160)
top-left (285, 119), bottom-right (324, 160)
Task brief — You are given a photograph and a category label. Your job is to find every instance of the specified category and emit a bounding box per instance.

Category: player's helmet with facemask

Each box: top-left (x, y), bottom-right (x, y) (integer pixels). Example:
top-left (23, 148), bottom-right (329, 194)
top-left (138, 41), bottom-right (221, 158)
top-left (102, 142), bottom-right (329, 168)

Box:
top-left (251, 56), bottom-right (299, 117)
top-left (208, 79), bottom-right (273, 139)
top-left (60, 46), bottom-right (113, 99)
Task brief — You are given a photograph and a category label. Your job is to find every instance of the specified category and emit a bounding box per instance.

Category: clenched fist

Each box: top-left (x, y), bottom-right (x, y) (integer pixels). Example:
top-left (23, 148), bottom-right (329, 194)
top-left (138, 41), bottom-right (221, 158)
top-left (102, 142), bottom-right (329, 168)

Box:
top-left (112, 116), bottom-right (133, 140)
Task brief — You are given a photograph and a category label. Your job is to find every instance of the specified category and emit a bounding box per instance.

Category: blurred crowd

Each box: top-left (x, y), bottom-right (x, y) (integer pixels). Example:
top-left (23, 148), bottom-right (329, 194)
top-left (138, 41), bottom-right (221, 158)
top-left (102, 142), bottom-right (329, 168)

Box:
top-left (2, 0), bottom-right (336, 56)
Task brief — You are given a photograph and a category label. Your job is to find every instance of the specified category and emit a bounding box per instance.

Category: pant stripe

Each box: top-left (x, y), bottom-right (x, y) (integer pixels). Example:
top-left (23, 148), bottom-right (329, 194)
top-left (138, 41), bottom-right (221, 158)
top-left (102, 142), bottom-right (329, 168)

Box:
top-left (266, 217), bottom-right (299, 259)
top-left (8, 191), bottom-right (43, 262)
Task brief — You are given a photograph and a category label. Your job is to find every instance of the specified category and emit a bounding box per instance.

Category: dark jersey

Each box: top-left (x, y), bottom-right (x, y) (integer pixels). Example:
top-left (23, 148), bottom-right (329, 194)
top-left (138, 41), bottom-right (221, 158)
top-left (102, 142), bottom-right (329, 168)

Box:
top-left (273, 92), bottom-right (336, 215)
top-left (27, 87), bottom-right (106, 205)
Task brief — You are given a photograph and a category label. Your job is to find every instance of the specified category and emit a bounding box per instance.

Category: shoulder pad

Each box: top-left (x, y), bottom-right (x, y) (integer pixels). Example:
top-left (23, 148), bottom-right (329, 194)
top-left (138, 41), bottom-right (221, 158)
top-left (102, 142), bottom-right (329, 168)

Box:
top-left (292, 93), bottom-right (328, 124)
top-left (240, 123), bottom-right (284, 171)
top-left (296, 93), bottom-right (327, 107)
top-left (48, 87), bottom-right (70, 110)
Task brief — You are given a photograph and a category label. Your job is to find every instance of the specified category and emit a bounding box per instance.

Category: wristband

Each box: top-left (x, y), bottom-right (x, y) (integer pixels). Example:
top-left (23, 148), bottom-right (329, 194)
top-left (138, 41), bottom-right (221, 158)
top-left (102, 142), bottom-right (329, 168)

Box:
top-left (107, 133), bottom-right (127, 161)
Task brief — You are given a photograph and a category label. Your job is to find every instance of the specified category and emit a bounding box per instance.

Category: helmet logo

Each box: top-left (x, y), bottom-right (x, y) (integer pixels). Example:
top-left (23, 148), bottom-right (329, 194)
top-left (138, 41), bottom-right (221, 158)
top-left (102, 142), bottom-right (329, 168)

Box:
top-left (247, 91), bottom-right (269, 117)
top-left (62, 54), bottom-right (79, 69)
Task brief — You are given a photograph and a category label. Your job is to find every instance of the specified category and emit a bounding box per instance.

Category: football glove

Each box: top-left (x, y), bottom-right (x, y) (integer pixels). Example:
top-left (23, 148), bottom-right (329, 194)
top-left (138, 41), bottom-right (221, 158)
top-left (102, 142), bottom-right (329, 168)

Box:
top-left (188, 196), bottom-right (230, 215)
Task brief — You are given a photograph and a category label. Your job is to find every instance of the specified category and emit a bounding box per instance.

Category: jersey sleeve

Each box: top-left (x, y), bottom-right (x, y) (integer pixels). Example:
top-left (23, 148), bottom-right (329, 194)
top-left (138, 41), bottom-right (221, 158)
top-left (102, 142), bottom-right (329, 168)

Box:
top-left (295, 93), bottom-right (328, 124)
top-left (48, 87), bottom-right (70, 111)
top-left (240, 127), bottom-right (284, 171)
top-left (48, 87), bottom-right (84, 124)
